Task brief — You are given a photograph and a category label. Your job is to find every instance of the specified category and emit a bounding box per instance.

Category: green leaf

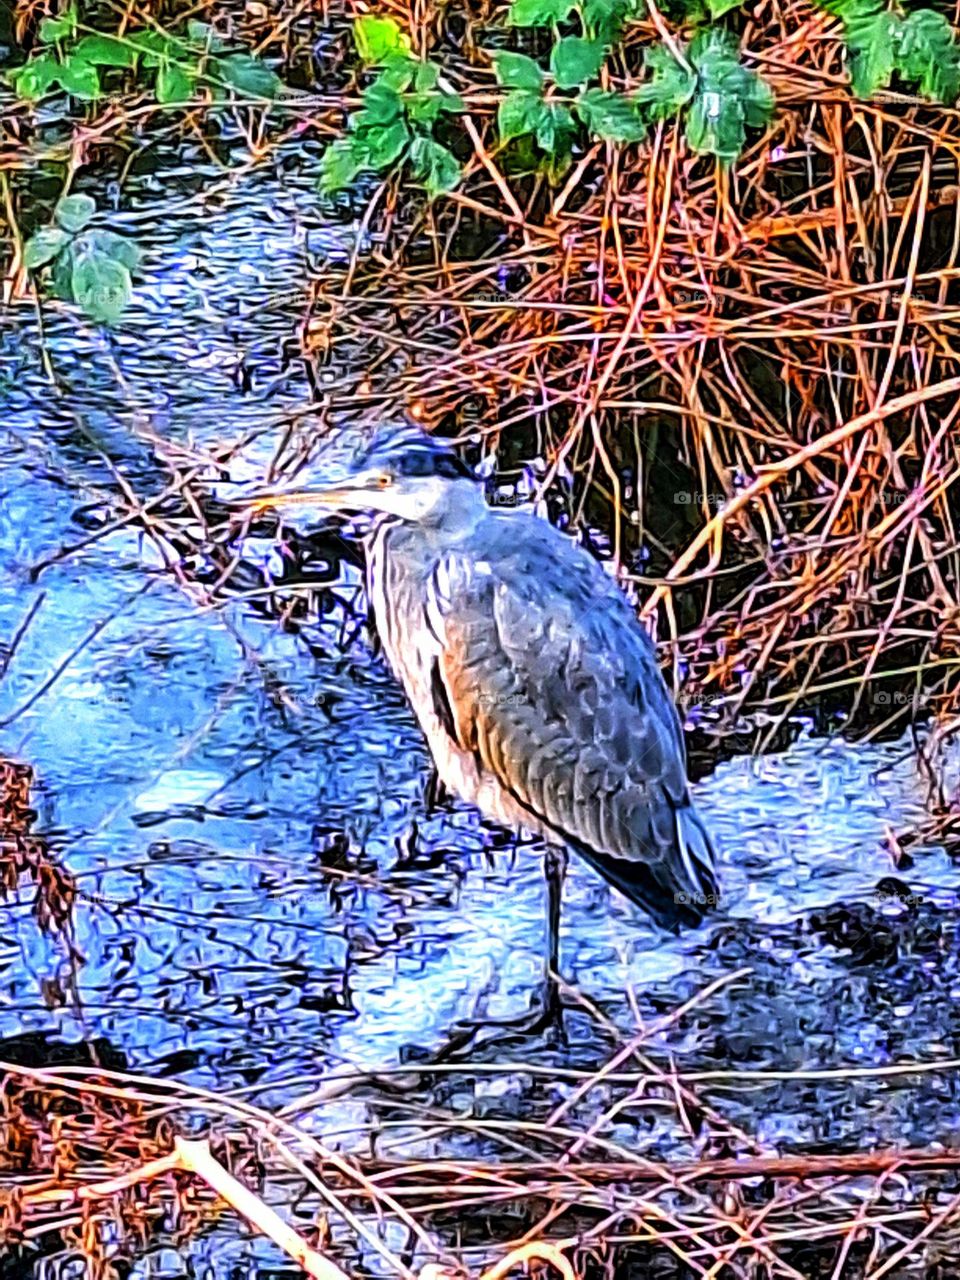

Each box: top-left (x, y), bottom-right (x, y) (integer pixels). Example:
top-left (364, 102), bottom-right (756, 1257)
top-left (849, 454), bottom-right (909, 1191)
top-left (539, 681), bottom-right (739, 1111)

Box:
top-left (216, 53), bottom-right (281, 98)
top-left (126, 30), bottom-right (183, 68)
top-left (38, 5), bottom-right (77, 42)
top-left (576, 88), bottom-right (647, 141)
top-left (896, 9), bottom-right (960, 102)
top-left (83, 229), bottom-right (141, 271)
top-left (844, 6), bottom-right (899, 96)
top-left (581, 0), bottom-right (632, 41)
top-left (353, 14), bottom-right (412, 65)
top-left (685, 29), bottom-right (774, 164)
top-left (636, 43), bottom-right (697, 119)
top-left (319, 139), bottom-right (366, 192)
top-left (23, 227), bottom-right (70, 269)
top-left (186, 19), bottom-right (227, 50)
top-left (498, 89), bottom-right (546, 141)
top-left (358, 119), bottom-right (410, 167)
top-left (406, 68), bottom-right (464, 123)
top-left (354, 79), bottom-right (404, 128)
top-left (56, 55), bottom-right (101, 99)
top-left (409, 136), bottom-right (460, 196)
top-left (156, 60), bottom-right (194, 103)
top-left (551, 37), bottom-right (606, 89)
top-left (379, 52), bottom-right (417, 90)
top-left (705, 0), bottom-right (742, 15)
top-left (70, 248), bottom-right (132, 324)
top-left (9, 54), bottom-right (60, 99)
top-left (508, 0), bottom-right (576, 25)
top-left (413, 60), bottom-right (439, 91)
top-left (73, 35), bottom-right (136, 67)
top-left (535, 101), bottom-right (576, 153)
top-left (54, 193), bottom-right (96, 232)
top-left (492, 51), bottom-right (543, 91)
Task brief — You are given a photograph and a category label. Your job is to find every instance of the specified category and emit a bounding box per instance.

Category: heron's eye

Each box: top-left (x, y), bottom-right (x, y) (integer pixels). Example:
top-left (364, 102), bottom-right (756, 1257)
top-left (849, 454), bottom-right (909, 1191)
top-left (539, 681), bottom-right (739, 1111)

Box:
top-left (375, 474), bottom-right (392, 489)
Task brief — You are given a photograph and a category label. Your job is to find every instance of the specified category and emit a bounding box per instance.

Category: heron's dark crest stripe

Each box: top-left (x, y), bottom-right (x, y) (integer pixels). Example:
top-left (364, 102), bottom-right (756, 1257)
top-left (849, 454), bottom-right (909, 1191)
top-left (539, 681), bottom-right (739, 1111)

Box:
top-left (351, 423), bottom-right (475, 481)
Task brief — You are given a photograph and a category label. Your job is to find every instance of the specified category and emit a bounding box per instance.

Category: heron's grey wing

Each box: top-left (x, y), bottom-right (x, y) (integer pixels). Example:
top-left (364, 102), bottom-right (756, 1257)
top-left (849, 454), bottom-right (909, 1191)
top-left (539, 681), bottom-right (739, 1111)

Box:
top-left (427, 524), bottom-right (717, 928)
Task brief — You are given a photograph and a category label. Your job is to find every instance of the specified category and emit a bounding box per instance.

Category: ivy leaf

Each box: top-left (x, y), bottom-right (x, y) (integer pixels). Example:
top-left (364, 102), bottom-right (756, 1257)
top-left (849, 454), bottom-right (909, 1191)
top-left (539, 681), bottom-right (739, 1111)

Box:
top-left (581, 0), bottom-right (633, 42)
top-left (73, 35), bottom-right (136, 67)
top-left (576, 87), bottom-right (647, 141)
top-left (216, 53), bottom-right (281, 98)
top-left (508, 0), bottom-right (576, 26)
top-left (379, 52), bottom-right (417, 90)
top-left (492, 51), bottom-right (543, 91)
top-left (359, 119), bottom-right (410, 167)
top-left (409, 136), bottom-right (460, 195)
top-left (896, 9), bottom-right (960, 102)
top-left (635, 43), bottom-right (696, 119)
top-left (56, 55), bottom-right (101, 99)
top-left (38, 5), bottom-right (77, 42)
top-left (686, 29), bottom-right (774, 163)
top-left (186, 19), bottom-right (228, 50)
top-left (498, 89), bottom-right (546, 141)
top-left (406, 62), bottom-right (462, 122)
top-left (71, 248), bottom-right (132, 324)
top-left (84, 229), bottom-right (141, 272)
top-left (551, 37), bottom-right (606, 89)
top-left (127, 30), bottom-right (182, 68)
top-left (319, 139), bottom-right (366, 192)
top-left (23, 227), bottom-right (70, 269)
top-left (843, 4), bottom-right (899, 96)
top-left (156, 59), bottom-right (194, 103)
top-left (355, 79), bottom-right (404, 127)
top-left (705, 0), bottom-right (743, 15)
top-left (9, 55), bottom-right (60, 99)
top-left (535, 101), bottom-right (576, 152)
top-left (353, 14), bottom-right (412, 65)
top-left (54, 194), bottom-right (96, 233)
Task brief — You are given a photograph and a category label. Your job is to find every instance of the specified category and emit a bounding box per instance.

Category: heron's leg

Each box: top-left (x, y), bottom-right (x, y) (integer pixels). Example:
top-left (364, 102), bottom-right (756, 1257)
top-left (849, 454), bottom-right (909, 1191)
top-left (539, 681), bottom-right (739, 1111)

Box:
top-left (430, 844), bottom-right (568, 1061)
top-left (542, 843), bottom-right (567, 1023)
top-left (423, 765), bottom-right (447, 816)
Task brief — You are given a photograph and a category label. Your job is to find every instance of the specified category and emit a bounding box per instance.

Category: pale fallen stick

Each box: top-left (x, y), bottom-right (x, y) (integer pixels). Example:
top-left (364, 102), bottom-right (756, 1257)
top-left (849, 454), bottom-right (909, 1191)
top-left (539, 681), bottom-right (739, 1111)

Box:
top-left (22, 1136), bottom-right (579, 1280)
top-left (23, 1136), bottom-right (348, 1280)
top-left (477, 1242), bottom-right (577, 1280)
top-left (174, 1138), bottom-right (351, 1280)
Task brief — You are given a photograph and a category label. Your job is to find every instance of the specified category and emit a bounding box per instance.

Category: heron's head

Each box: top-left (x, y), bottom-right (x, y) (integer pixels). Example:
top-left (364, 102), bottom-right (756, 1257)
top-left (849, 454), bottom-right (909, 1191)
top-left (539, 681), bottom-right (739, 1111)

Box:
top-left (247, 424), bottom-right (481, 526)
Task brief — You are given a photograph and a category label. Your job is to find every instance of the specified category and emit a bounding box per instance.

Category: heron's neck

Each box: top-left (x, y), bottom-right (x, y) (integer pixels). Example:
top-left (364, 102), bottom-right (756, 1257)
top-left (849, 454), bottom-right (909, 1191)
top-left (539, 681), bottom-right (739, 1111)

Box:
top-left (409, 480), bottom-right (490, 538)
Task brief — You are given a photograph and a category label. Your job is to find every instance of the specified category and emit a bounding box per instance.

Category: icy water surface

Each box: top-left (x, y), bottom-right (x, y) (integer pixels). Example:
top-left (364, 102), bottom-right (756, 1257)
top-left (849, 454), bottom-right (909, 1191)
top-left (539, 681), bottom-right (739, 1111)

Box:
top-left (3, 153), bottom-right (960, 1275)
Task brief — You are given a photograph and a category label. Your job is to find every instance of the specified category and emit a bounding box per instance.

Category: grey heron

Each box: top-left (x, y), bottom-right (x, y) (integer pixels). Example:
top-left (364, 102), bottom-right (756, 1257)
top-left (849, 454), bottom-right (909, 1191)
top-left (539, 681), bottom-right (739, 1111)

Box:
top-left (247, 424), bottom-right (719, 1035)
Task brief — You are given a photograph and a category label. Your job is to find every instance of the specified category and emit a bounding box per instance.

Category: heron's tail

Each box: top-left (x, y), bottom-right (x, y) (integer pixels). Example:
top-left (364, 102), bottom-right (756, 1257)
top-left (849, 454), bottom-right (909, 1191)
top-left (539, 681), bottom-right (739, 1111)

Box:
top-left (572, 797), bottom-right (719, 932)
top-left (671, 801), bottom-right (719, 926)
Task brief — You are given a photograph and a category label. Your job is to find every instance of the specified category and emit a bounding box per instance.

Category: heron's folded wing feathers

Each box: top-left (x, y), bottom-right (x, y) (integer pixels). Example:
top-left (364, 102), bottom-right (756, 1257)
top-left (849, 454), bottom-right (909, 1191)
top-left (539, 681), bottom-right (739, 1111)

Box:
top-left (426, 539), bottom-right (717, 926)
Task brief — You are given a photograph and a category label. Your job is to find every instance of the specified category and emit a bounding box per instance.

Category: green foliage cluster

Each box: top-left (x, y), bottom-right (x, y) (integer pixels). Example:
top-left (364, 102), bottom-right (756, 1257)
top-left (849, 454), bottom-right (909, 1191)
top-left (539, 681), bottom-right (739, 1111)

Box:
top-left (319, 6), bottom-right (774, 195)
top-left (319, 16), bottom-right (463, 195)
top-left (819, 0), bottom-right (960, 100)
top-left (9, 6), bottom-right (282, 104)
top-left (495, 28), bottom-right (772, 168)
top-left (22, 195), bottom-right (139, 324)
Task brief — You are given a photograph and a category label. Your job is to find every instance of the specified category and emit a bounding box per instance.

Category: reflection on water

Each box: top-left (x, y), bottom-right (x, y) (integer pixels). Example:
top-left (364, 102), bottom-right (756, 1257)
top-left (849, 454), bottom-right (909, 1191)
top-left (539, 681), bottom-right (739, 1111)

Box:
top-left (3, 154), bottom-right (960, 1275)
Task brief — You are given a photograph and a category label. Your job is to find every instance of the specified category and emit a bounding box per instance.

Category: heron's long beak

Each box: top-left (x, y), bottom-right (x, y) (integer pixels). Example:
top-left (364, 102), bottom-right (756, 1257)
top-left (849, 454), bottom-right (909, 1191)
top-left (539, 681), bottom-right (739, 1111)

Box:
top-left (245, 483), bottom-right (358, 514)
